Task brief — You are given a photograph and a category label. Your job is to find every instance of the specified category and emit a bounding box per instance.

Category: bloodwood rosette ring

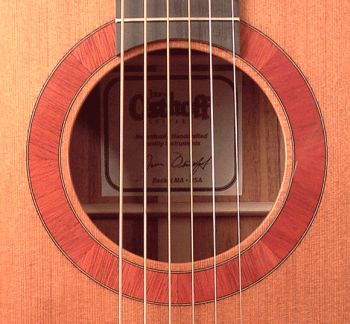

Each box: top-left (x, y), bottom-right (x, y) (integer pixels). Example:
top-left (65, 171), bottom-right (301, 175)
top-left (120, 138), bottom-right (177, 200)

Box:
top-left (27, 21), bottom-right (327, 305)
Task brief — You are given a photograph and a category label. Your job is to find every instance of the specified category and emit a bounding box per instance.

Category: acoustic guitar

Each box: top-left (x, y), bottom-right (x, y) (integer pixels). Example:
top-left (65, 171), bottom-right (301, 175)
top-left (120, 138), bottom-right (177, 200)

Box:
top-left (1, 0), bottom-right (349, 323)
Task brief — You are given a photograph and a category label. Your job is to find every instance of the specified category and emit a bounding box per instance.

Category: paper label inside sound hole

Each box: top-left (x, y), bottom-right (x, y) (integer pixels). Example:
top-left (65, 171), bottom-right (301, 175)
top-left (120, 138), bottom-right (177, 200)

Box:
top-left (100, 61), bottom-right (242, 197)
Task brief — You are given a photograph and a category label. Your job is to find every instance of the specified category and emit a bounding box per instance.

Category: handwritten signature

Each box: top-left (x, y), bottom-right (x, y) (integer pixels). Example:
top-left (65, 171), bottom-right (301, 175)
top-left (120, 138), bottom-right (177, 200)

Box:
top-left (147, 153), bottom-right (211, 175)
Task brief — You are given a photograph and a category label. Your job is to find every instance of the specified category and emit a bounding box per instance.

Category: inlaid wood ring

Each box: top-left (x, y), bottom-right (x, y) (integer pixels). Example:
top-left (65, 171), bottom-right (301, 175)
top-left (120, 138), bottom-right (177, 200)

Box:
top-left (27, 21), bottom-right (327, 304)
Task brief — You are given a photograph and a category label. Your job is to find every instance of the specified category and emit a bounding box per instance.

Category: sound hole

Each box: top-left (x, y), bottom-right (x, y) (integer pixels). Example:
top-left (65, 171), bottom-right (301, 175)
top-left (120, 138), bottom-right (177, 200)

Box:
top-left (69, 48), bottom-right (285, 263)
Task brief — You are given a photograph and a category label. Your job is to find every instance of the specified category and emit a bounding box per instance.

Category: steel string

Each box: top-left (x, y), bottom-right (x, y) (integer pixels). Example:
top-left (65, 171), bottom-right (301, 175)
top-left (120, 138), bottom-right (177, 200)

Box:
top-left (208, 0), bottom-right (218, 322)
top-left (118, 0), bottom-right (125, 323)
top-left (231, 1), bottom-right (243, 323)
top-left (166, 0), bottom-right (172, 322)
top-left (187, 0), bottom-right (195, 323)
top-left (143, 1), bottom-right (148, 323)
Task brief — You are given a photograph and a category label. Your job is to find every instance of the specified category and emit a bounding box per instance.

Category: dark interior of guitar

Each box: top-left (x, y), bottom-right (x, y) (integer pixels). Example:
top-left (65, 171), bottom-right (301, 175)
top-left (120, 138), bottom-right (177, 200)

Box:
top-left (69, 48), bottom-right (285, 263)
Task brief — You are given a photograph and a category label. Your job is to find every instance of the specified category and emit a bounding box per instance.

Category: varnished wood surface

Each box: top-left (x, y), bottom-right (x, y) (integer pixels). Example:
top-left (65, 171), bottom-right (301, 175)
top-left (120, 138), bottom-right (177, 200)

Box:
top-left (1, 0), bottom-right (349, 323)
top-left (27, 20), bottom-right (325, 306)
top-left (0, 2), bottom-right (120, 323)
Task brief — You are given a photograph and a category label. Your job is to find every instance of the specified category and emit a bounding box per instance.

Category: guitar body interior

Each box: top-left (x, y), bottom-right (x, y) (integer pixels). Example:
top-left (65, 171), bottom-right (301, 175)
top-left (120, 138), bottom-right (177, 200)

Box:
top-left (0, 1), bottom-right (349, 323)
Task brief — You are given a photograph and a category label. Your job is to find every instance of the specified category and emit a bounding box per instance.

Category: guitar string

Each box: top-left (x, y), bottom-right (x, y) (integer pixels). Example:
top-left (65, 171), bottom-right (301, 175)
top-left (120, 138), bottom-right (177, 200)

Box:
top-left (166, 0), bottom-right (172, 323)
top-left (208, 0), bottom-right (218, 323)
top-left (118, 0), bottom-right (125, 322)
top-left (231, 1), bottom-right (243, 323)
top-left (187, 1), bottom-right (195, 323)
top-left (143, 0), bottom-right (148, 323)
